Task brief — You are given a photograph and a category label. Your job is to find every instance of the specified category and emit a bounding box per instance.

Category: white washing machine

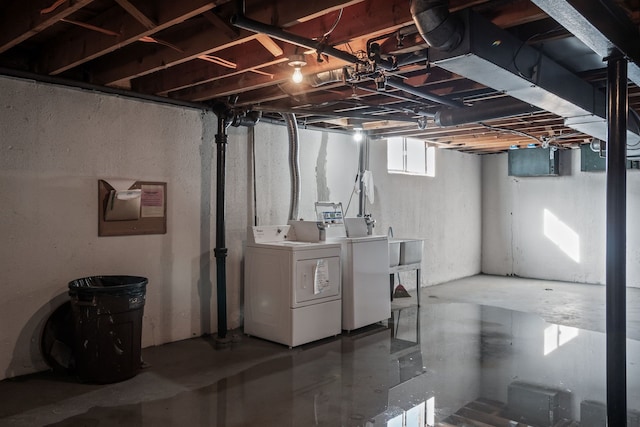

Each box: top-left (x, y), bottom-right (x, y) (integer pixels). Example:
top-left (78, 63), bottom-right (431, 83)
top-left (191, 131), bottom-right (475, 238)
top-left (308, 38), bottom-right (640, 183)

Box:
top-left (244, 225), bottom-right (342, 347)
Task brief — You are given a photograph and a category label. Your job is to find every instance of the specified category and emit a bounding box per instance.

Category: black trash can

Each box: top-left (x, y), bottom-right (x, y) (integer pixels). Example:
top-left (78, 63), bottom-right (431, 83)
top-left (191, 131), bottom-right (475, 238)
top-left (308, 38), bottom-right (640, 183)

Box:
top-left (68, 275), bottom-right (147, 383)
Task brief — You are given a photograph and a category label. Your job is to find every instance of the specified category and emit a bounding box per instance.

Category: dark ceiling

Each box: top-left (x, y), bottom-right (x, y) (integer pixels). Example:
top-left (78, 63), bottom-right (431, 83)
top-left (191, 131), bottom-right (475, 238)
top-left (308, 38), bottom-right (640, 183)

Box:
top-left (2, 0), bottom-right (640, 153)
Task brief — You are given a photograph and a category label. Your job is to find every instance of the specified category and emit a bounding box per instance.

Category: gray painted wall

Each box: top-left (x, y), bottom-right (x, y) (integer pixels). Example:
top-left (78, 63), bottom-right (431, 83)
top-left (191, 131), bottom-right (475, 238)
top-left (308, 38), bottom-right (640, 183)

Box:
top-left (0, 75), bottom-right (482, 380)
top-left (482, 150), bottom-right (640, 286)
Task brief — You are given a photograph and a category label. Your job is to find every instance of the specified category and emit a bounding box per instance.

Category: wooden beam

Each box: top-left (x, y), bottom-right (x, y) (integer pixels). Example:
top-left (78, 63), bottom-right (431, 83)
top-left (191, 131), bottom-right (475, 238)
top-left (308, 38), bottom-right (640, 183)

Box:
top-left (202, 10), bottom-right (238, 39)
top-left (60, 18), bottom-right (121, 36)
top-left (40, 0), bottom-right (219, 75)
top-left (0, 0), bottom-right (96, 54)
top-left (169, 53), bottom-right (346, 101)
top-left (132, 39), bottom-right (292, 94)
top-left (90, 0), bottom-right (408, 85)
top-left (256, 34), bottom-right (284, 57)
top-left (487, 0), bottom-right (547, 28)
top-left (114, 0), bottom-right (157, 30)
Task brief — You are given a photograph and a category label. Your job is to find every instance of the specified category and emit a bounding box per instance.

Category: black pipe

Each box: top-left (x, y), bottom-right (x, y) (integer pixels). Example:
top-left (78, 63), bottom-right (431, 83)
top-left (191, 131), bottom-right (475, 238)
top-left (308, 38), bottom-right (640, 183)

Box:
top-left (606, 52), bottom-right (627, 426)
top-left (396, 50), bottom-right (429, 68)
top-left (231, 14), bottom-right (363, 65)
top-left (435, 97), bottom-right (539, 126)
top-left (386, 77), bottom-right (462, 108)
top-left (214, 108), bottom-right (230, 340)
top-left (252, 105), bottom-right (418, 123)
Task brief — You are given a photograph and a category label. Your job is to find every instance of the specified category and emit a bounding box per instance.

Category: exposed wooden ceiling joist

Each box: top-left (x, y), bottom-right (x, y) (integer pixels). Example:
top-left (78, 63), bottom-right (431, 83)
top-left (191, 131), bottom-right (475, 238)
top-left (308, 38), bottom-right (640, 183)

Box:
top-left (0, 0), bottom-right (96, 54)
top-left (0, 0), bottom-right (639, 153)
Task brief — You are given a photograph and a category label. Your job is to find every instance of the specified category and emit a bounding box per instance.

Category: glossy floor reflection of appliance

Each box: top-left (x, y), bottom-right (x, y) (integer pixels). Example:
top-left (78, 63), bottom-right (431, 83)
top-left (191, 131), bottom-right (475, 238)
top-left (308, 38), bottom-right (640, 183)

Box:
top-left (3, 276), bottom-right (640, 426)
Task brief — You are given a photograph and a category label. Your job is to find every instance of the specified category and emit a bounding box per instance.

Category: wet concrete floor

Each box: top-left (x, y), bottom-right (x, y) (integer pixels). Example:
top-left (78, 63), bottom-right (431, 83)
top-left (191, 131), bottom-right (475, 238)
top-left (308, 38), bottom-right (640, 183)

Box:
top-left (2, 274), bottom-right (640, 426)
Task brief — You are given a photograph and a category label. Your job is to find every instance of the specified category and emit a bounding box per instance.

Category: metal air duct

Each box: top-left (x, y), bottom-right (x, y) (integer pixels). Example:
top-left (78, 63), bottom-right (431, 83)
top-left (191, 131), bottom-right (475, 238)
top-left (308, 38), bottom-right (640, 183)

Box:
top-left (428, 9), bottom-right (640, 156)
top-left (530, 0), bottom-right (640, 87)
top-left (282, 113), bottom-right (301, 221)
top-left (410, 0), bottom-right (464, 52)
top-left (435, 97), bottom-right (539, 126)
top-left (309, 69), bottom-right (345, 88)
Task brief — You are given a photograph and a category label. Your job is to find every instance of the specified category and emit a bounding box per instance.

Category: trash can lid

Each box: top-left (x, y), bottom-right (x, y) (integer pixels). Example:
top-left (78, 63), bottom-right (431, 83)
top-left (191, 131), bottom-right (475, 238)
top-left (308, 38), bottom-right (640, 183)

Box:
top-left (68, 275), bottom-right (148, 294)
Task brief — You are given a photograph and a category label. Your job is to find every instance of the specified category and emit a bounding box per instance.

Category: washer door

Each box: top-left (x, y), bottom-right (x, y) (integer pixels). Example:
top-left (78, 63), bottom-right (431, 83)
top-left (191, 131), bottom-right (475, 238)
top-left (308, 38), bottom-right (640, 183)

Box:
top-left (293, 256), bottom-right (340, 307)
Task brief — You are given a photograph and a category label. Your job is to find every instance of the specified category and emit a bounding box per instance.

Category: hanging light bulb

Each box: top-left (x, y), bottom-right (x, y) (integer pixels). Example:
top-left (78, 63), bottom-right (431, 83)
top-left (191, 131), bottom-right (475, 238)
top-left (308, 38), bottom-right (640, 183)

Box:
top-left (292, 66), bottom-right (303, 83)
top-left (288, 54), bottom-right (307, 84)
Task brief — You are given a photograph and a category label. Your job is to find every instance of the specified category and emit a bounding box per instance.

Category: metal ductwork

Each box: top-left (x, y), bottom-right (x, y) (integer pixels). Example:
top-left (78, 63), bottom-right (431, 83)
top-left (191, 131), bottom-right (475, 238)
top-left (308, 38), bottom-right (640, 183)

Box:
top-left (428, 9), bottom-right (640, 156)
top-left (410, 0), bottom-right (464, 52)
top-left (435, 97), bottom-right (540, 126)
top-left (531, 0), bottom-right (640, 87)
top-left (310, 69), bottom-right (345, 88)
top-left (282, 113), bottom-right (301, 221)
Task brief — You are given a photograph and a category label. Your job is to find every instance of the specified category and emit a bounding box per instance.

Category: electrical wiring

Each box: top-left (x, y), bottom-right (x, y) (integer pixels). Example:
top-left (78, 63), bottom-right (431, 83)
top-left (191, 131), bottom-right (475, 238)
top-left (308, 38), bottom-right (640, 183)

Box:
top-left (320, 8), bottom-right (343, 40)
top-left (479, 122), bottom-right (541, 144)
top-left (512, 26), bottom-right (563, 79)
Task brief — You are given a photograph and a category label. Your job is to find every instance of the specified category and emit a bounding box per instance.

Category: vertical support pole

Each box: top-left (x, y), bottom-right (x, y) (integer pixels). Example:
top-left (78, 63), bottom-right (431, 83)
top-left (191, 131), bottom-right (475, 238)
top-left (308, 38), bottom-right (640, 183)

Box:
top-left (606, 52), bottom-right (627, 426)
top-left (358, 137), bottom-right (365, 217)
top-left (214, 111), bottom-right (229, 340)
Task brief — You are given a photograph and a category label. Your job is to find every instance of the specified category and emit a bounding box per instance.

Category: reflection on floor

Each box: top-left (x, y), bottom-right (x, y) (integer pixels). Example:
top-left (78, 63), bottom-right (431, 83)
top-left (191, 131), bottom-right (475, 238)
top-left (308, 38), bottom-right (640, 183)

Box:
top-left (2, 275), bottom-right (640, 426)
top-left (441, 398), bottom-right (580, 427)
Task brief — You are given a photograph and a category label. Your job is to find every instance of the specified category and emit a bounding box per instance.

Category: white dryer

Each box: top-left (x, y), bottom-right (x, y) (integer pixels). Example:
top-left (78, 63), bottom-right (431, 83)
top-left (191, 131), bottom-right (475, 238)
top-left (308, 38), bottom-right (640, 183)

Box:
top-left (244, 225), bottom-right (342, 347)
top-left (340, 234), bottom-right (390, 331)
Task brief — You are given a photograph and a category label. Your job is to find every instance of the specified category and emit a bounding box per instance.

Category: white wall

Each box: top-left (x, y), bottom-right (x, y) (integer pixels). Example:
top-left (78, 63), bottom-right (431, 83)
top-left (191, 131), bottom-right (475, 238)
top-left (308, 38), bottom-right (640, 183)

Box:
top-left (369, 144), bottom-right (483, 287)
top-left (482, 149), bottom-right (640, 286)
top-left (0, 75), bottom-right (484, 380)
top-left (253, 122), bottom-right (359, 225)
top-left (0, 76), bottom-right (249, 379)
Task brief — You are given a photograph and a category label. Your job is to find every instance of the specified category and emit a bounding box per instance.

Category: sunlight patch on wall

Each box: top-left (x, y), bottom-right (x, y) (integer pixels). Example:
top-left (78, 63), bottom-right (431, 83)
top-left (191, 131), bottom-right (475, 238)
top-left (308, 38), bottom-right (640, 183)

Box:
top-left (543, 209), bottom-right (580, 263)
top-left (544, 324), bottom-right (579, 355)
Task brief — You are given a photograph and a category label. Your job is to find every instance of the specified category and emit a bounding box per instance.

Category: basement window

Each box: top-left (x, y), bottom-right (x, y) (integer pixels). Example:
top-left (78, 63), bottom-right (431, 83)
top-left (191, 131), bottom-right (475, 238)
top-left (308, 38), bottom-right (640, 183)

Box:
top-left (387, 137), bottom-right (435, 177)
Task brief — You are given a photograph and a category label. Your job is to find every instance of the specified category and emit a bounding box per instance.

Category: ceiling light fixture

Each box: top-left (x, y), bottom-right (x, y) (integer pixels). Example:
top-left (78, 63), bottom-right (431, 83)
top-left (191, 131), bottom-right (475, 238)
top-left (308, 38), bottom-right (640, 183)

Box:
top-left (288, 54), bottom-right (307, 84)
top-left (353, 127), bottom-right (364, 142)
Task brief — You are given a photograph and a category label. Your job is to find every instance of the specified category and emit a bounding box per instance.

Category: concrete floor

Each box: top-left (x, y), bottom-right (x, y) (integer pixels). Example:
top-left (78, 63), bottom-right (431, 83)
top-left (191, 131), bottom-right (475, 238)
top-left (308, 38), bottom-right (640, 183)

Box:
top-left (422, 274), bottom-right (640, 339)
top-left (1, 274), bottom-right (638, 426)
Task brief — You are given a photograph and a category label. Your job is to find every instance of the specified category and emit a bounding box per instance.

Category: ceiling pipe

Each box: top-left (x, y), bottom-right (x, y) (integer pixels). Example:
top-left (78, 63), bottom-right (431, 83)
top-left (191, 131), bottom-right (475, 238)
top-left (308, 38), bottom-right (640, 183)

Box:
top-left (231, 14), bottom-right (363, 66)
top-left (252, 105), bottom-right (418, 123)
top-left (230, 110), bottom-right (261, 127)
top-left (385, 77), bottom-right (462, 108)
top-left (410, 0), bottom-right (464, 52)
